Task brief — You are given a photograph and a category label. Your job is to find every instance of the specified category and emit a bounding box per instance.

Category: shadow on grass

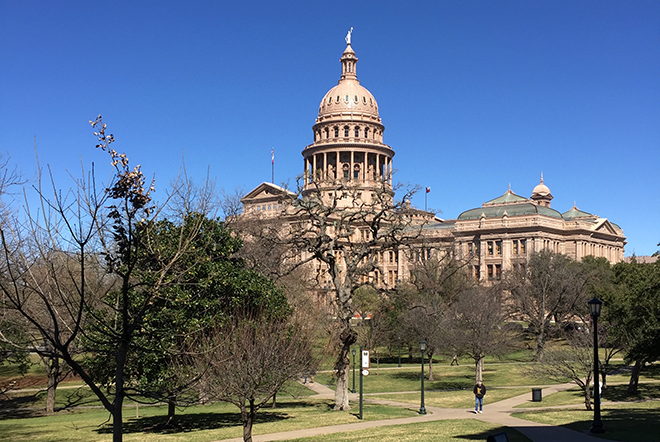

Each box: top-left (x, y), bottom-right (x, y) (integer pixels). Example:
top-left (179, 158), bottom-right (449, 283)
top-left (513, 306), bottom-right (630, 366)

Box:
top-left (390, 370), bottom-right (474, 390)
top-left (453, 425), bottom-right (529, 442)
top-left (94, 400), bottom-right (324, 435)
top-left (95, 410), bottom-right (290, 435)
top-left (562, 408), bottom-right (660, 442)
top-left (605, 383), bottom-right (660, 402)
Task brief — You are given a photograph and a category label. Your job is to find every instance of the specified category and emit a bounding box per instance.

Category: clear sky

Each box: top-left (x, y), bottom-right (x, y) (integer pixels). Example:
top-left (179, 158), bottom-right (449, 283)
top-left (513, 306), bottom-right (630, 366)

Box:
top-left (1, 1), bottom-right (658, 256)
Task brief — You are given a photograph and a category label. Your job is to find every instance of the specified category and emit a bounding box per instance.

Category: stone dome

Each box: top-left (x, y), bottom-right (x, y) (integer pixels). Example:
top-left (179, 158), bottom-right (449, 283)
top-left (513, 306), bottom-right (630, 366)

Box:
top-left (316, 43), bottom-right (381, 124)
top-left (532, 174), bottom-right (552, 197)
top-left (318, 82), bottom-right (380, 122)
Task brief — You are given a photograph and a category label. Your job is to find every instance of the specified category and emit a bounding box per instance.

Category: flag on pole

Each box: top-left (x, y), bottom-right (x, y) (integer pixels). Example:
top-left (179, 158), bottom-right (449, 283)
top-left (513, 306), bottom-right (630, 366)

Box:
top-left (271, 148), bottom-right (274, 164)
top-left (426, 187), bottom-right (431, 193)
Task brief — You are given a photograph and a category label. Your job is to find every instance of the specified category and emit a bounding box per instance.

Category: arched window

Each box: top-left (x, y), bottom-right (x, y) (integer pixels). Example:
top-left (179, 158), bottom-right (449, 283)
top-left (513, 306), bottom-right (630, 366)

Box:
top-left (342, 163), bottom-right (350, 179)
top-left (344, 126), bottom-right (349, 137)
top-left (354, 164), bottom-right (360, 179)
top-left (354, 126), bottom-right (360, 138)
top-left (334, 127), bottom-right (339, 138)
top-left (364, 128), bottom-right (369, 138)
top-left (324, 127), bottom-right (329, 139)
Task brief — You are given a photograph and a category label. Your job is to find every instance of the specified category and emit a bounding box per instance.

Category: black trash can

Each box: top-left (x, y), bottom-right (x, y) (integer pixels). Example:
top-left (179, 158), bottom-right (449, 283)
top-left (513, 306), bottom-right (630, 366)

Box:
top-left (532, 388), bottom-right (542, 402)
top-left (487, 432), bottom-right (509, 442)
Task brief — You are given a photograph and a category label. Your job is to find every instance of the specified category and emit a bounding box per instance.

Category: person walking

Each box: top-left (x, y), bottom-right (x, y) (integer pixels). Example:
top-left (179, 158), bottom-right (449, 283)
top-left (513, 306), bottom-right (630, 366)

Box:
top-left (473, 381), bottom-right (486, 413)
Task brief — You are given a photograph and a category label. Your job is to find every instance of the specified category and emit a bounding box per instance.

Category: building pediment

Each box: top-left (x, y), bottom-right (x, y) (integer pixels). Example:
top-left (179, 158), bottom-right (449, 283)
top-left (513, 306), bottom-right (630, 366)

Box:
top-left (592, 218), bottom-right (618, 235)
top-left (241, 182), bottom-right (295, 203)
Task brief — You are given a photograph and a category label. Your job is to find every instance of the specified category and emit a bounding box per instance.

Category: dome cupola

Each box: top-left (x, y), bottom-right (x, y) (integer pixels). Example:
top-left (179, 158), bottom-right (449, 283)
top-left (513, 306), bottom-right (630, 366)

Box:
top-left (531, 174), bottom-right (553, 207)
top-left (302, 30), bottom-right (395, 205)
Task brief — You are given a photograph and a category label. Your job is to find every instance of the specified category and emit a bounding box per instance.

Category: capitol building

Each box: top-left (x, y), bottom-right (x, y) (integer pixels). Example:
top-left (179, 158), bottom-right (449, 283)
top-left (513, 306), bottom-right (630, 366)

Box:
top-left (240, 36), bottom-right (626, 284)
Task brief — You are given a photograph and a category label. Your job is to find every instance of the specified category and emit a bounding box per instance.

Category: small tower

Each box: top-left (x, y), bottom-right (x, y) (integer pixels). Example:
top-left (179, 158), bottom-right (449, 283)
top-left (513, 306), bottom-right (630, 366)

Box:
top-left (531, 174), bottom-right (553, 208)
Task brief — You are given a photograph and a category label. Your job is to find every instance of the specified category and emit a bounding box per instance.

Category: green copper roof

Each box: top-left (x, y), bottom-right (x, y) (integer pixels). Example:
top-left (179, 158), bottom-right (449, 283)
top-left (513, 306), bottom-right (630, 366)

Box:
top-left (458, 203), bottom-right (563, 220)
top-left (562, 206), bottom-right (595, 220)
top-left (483, 190), bottom-right (528, 205)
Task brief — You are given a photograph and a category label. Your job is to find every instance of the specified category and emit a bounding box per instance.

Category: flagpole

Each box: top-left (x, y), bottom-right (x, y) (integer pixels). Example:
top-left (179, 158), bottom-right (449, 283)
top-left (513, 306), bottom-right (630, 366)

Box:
top-left (425, 187), bottom-right (430, 212)
top-left (271, 148), bottom-right (275, 184)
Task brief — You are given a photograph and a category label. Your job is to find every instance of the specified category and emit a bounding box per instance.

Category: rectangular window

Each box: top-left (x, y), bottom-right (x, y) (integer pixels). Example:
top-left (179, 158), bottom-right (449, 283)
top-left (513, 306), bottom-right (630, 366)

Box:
top-left (474, 265), bottom-right (480, 279)
top-left (487, 264), bottom-right (494, 280)
top-left (389, 252), bottom-right (394, 263)
top-left (495, 264), bottom-right (502, 280)
top-left (468, 243), bottom-right (474, 256)
top-left (488, 241), bottom-right (494, 255)
top-left (520, 239), bottom-right (527, 254)
top-left (496, 241), bottom-right (502, 255)
top-left (513, 240), bottom-right (519, 255)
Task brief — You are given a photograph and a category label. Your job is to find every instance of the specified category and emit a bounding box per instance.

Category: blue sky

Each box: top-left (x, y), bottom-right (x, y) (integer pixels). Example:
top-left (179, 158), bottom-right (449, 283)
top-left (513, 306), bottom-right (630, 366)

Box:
top-left (1, 1), bottom-right (658, 255)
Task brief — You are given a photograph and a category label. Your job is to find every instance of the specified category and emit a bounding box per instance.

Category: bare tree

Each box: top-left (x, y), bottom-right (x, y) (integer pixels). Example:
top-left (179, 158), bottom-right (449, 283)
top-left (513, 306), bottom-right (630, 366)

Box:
top-left (507, 250), bottom-right (590, 361)
top-left (0, 117), bottom-right (216, 441)
top-left (448, 284), bottom-right (515, 383)
top-left (532, 331), bottom-right (595, 410)
top-left (392, 249), bottom-right (474, 380)
top-left (194, 316), bottom-right (314, 442)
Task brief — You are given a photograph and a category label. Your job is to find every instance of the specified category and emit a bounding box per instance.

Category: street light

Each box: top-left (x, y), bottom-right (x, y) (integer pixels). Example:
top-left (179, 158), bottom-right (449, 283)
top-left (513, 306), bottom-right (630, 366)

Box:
top-left (398, 335), bottom-right (402, 367)
top-left (419, 339), bottom-right (427, 415)
top-left (351, 348), bottom-right (356, 394)
top-left (588, 297), bottom-right (604, 434)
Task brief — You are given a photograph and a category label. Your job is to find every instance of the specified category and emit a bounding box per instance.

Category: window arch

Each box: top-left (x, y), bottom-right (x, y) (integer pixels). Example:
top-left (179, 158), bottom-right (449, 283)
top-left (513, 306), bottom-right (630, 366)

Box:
top-left (344, 126), bottom-right (349, 137)
top-left (354, 126), bottom-right (360, 138)
top-left (364, 127), bottom-right (369, 138)
top-left (342, 163), bottom-right (350, 179)
top-left (334, 126), bottom-right (339, 138)
top-left (353, 164), bottom-right (360, 179)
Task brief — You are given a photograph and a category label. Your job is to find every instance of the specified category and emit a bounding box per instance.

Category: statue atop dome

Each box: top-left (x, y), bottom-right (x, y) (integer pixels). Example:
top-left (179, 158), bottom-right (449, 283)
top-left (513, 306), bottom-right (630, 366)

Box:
top-left (345, 27), bottom-right (353, 45)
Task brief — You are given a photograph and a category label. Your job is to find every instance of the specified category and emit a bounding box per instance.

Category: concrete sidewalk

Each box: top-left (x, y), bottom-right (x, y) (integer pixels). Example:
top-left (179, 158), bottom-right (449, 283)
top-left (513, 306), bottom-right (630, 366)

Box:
top-left (219, 381), bottom-right (606, 442)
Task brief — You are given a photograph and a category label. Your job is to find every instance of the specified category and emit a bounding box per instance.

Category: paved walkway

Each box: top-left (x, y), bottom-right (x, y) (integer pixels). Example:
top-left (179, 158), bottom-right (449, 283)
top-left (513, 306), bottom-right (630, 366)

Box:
top-left (220, 381), bottom-right (606, 442)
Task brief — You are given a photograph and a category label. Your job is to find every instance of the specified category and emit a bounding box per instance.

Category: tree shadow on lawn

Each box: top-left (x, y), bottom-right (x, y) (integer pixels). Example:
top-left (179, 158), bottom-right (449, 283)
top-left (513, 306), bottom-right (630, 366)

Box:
top-left (391, 371), bottom-right (473, 390)
top-left (95, 410), bottom-right (291, 435)
top-left (0, 392), bottom-right (44, 418)
top-left (452, 425), bottom-right (528, 441)
top-left (560, 408), bottom-right (660, 442)
top-left (94, 400), bottom-right (318, 435)
top-left (605, 383), bottom-right (660, 402)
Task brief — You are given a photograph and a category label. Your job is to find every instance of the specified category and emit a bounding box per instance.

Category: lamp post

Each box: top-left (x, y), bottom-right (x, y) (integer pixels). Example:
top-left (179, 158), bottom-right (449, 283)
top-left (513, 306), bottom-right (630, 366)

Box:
top-left (351, 348), bottom-right (356, 394)
top-left (398, 335), bottom-right (402, 367)
top-left (419, 339), bottom-right (427, 415)
top-left (588, 297), bottom-right (604, 434)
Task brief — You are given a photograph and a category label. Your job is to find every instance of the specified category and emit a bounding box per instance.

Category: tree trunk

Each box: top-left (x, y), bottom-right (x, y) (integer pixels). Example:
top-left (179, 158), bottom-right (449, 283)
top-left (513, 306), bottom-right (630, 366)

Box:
top-left (475, 356), bottom-right (484, 383)
top-left (45, 355), bottom-right (60, 414)
top-left (166, 398), bottom-right (176, 426)
top-left (271, 392), bottom-right (277, 408)
top-left (427, 351), bottom-right (434, 381)
top-left (627, 360), bottom-right (642, 394)
top-left (583, 382), bottom-right (593, 411)
top-left (242, 399), bottom-right (256, 442)
top-left (334, 325), bottom-right (357, 410)
top-left (535, 329), bottom-right (546, 361)
top-left (112, 393), bottom-right (124, 442)
top-left (408, 344), bottom-right (413, 361)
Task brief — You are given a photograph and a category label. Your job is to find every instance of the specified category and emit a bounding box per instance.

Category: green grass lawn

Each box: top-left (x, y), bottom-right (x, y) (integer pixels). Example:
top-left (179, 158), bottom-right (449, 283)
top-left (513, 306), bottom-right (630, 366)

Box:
top-left (289, 419), bottom-right (533, 442)
top-left (513, 382), bottom-right (660, 409)
top-left (315, 363), bottom-right (559, 394)
top-left (0, 380), bottom-right (315, 413)
top-left (0, 397), bottom-right (416, 442)
top-left (512, 401), bottom-right (660, 442)
top-left (372, 387), bottom-right (530, 409)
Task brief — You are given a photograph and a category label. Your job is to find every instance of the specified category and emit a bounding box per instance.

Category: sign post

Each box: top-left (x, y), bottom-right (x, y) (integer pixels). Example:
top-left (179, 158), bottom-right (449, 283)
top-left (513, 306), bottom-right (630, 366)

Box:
top-left (359, 347), bottom-right (369, 420)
